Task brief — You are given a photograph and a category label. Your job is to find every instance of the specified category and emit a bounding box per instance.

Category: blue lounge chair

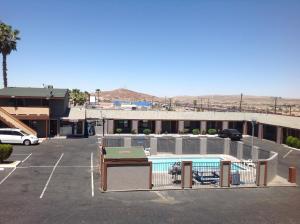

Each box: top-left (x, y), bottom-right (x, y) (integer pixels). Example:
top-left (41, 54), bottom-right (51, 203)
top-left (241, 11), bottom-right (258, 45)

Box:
top-left (193, 171), bottom-right (220, 185)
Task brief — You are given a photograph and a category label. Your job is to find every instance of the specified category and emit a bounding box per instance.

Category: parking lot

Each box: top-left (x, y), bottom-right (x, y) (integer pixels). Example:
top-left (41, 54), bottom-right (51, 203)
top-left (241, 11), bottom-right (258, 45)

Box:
top-left (0, 137), bottom-right (100, 200)
top-left (0, 136), bottom-right (300, 223)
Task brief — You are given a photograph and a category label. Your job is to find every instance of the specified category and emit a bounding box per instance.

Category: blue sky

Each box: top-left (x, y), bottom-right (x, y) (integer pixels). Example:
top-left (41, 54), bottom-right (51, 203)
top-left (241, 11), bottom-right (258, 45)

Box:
top-left (2, 0), bottom-right (300, 97)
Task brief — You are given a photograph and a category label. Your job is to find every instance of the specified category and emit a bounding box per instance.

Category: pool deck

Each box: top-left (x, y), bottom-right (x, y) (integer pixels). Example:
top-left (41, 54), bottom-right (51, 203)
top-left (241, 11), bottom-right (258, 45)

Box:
top-left (148, 154), bottom-right (240, 162)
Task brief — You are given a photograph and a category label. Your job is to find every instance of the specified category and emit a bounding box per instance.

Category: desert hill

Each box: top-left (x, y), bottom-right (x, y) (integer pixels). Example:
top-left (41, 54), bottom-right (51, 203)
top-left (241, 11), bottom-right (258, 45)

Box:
top-left (98, 88), bottom-right (160, 101)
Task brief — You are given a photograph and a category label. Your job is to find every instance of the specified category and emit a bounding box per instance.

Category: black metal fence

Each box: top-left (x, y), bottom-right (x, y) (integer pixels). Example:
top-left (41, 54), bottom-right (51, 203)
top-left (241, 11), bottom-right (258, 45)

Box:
top-left (151, 161), bottom-right (182, 189)
top-left (151, 161), bottom-right (257, 189)
top-left (192, 162), bottom-right (220, 187)
top-left (231, 162), bottom-right (257, 185)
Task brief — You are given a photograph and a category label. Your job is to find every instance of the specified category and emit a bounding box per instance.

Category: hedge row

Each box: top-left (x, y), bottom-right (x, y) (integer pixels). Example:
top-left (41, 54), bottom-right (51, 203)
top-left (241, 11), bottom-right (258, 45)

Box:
top-left (286, 136), bottom-right (300, 149)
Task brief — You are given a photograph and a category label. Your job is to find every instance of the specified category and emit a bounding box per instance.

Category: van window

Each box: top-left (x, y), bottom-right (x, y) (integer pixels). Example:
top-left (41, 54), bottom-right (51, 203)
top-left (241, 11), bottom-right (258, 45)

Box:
top-left (11, 131), bottom-right (23, 136)
top-left (0, 130), bottom-right (10, 135)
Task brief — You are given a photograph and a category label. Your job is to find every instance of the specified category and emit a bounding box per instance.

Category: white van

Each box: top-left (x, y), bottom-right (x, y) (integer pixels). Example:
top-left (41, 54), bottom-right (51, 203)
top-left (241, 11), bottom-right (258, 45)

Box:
top-left (0, 128), bottom-right (39, 146)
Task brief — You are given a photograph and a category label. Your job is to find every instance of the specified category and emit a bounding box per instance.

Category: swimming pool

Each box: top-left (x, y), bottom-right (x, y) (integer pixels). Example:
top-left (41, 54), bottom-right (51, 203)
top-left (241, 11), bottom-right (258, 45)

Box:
top-left (148, 156), bottom-right (243, 173)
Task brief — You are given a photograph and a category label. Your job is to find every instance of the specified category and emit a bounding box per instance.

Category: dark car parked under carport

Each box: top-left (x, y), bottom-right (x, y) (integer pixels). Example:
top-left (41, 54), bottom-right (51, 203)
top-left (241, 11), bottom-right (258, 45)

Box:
top-left (218, 129), bottom-right (242, 141)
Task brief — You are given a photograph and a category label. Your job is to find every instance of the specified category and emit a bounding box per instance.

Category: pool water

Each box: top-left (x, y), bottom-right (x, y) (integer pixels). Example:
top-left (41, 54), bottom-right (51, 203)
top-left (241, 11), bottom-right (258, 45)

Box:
top-left (148, 156), bottom-right (243, 173)
top-left (149, 157), bottom-right (221, 164)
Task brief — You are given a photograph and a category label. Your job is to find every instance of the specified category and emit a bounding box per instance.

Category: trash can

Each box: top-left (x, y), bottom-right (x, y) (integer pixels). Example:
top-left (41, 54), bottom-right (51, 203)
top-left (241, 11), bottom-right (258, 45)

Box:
top-left (231, 173), bottom-right (240, 185)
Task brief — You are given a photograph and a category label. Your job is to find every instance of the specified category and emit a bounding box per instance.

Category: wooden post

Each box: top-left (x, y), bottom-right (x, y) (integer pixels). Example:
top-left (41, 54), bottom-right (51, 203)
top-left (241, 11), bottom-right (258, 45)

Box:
top-left (289, 167), bottom-right (296, 183)
top-left (149, 162), bottom-right (153, 189)
top-left (256, 161), bottom-right (268, 186)
top-left (220, 161), bottom-right (231, 187)
top-left (181, 161), bottom-right (192, 189)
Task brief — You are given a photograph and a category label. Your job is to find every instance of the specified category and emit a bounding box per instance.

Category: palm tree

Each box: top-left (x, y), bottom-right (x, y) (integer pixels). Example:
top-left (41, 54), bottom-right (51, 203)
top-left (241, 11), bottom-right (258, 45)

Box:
top-left (95, 89), bottom-right (101, 103)
top-left (0, 22), bottom-right (20, 87)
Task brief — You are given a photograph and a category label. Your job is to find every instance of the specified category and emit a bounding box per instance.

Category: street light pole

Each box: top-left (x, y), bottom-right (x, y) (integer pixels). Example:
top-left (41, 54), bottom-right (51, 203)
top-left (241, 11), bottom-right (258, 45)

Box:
top-left (100, 110), bottom-right (105, 137)
top-left (102, 117), bottom-right (105, 137)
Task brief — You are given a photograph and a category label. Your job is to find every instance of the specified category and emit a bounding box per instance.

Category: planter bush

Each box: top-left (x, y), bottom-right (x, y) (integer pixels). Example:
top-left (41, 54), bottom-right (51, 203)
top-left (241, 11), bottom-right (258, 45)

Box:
top-left (290, 137), bottom-right (298, 148)
top-left (143, 129), bottom-right (151, 135)
top-left (286, 136), bottom-right (294, 146)
top-left (192, 129), bottom-right (200, 135)
top-left (207, 128), bottom-right (217, 135)
top-left (286, 136), bottom-right (300, 149)
top-left (115, 128), bottom-right (122, 134)
top-left (183, 129), bottom-right (189, 134)
top-left (0, 144), bottom-right (13, 163)
top-left (296, 139), bottom-right (300, 149)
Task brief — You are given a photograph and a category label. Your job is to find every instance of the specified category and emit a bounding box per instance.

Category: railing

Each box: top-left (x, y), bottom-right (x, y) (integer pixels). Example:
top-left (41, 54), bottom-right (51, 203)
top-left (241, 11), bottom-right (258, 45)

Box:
top-left (151, 161), bottom-right (257, 189)
top-left (151, 162), bottom-right (182, 189)
top-left (231, 161), bottom-right (257, 185)
top-left (1, 106), bottom-right (49, 116)
top-left (0, 107), bottom-right (37, 136)
top-left (192, 162), bottom-right (220, 188)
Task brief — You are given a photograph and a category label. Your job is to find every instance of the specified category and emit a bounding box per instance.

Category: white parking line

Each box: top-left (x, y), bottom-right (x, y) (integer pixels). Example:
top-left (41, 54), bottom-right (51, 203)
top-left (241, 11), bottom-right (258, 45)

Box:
top-left (12, 154), bottom-right (30, 156)
top-left (91, 152), bottom-right (94, 197)
top-left (39, 153), bottom-right (64, 199)
top-left (283, 150), bottom-right (293, 159)
top-left (29, 165), bottom-right (99, 168)
top-left (153, 191), bottom-right (168, 201)
top-left (0, 167), bottom-right (16, 185)
top-left (22, 153), bottom-right (32, 163)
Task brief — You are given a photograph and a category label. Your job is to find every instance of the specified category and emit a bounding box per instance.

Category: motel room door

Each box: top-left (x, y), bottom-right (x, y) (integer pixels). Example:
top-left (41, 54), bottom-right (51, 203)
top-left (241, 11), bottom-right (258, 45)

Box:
top-left (50, 120), bottom-right (58, 136)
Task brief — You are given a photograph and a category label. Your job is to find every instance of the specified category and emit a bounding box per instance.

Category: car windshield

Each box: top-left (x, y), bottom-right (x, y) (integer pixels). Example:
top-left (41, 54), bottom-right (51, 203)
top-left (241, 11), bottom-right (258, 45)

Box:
top-left (229, 129), bottom-right (240, 134)
top-left (20, 131), bottom-right (28, 136)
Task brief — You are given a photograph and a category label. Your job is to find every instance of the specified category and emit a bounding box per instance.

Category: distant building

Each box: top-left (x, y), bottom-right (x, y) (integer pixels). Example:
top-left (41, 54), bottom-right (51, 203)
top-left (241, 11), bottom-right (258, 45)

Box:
top-left (113, 100), bottom-right (152, 110)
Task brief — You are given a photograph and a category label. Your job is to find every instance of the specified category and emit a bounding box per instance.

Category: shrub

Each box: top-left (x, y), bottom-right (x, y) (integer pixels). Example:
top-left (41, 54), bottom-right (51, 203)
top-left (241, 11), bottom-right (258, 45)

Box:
top-left (183, 129), bottom-right (189, 134)
top-left (286, 136), bottom-right (300, 149)
top-left (201, 130), bottom-right (206, 135)
top-left (115, 128), bottom-right (122, 134)
top-left (286, 136), bottom-right (294, 146)
top-left (143, 129), bottom-right (151, 135)
top-left (296, 139), bottom-right (300, 149)
top-left (192, 129), bottom-right (200, 135)
top-left (208, 128), bottom-right (217, 135)
top-left (131, 129), bottom-right (137, 134)
top-left (0, 144), bottom-right (13, 163)
top-left (291, 137), bottom-right (298, 148)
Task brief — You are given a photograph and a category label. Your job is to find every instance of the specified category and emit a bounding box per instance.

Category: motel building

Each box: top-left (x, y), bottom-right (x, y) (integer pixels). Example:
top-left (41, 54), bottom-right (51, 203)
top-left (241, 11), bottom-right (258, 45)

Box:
top-left (87, 109), bottom-right (300, 144)
top-left (0, 86), bottom-right (299, 144)
top-left (0, 87), bottom-right (85, 138)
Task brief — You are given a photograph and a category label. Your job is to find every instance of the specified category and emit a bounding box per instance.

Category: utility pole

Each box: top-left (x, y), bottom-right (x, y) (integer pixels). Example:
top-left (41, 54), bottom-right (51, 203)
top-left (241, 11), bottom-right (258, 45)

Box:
top-left (288, 105), bottom-right (294, 116)
top-left (200, 98), bottom-right (203, 111)
top-left (207, 98), bottom-right (210, 111)
top-left (274, 97), bottom-right (278, 114)
top-left (239, 93), bottom-right (243, 112)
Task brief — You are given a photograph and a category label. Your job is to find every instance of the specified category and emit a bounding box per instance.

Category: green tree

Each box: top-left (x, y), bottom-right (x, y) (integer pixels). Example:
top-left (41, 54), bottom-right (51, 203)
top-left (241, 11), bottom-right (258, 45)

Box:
top-left (0, 22), bottom-right (20, 87)
top-left (95, 89), bottom-right (101, 103)
top-left (70, 89), bottom-right (86, 106)
top-left (193, 99), bottom-right (197, 110)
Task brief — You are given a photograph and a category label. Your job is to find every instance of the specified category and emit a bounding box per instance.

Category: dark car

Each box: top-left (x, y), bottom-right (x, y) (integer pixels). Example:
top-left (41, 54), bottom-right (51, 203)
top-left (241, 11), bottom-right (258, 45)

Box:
top-left (218, 129), bottom-right (242, 141)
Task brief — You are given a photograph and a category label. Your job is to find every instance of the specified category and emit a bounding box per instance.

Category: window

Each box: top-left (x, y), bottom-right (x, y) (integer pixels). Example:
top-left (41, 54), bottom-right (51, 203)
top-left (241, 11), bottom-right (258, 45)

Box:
top-left (12, 131), bottom-right (23, 136)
